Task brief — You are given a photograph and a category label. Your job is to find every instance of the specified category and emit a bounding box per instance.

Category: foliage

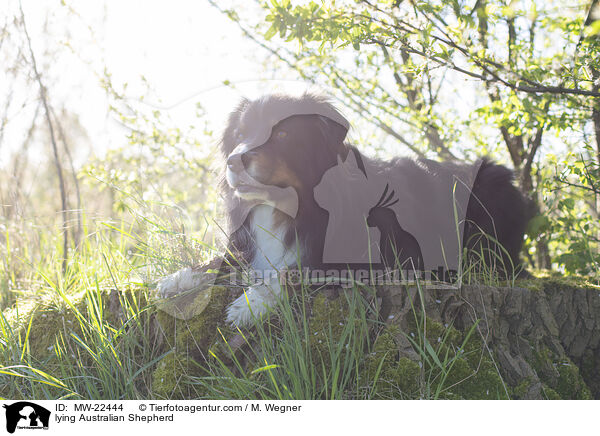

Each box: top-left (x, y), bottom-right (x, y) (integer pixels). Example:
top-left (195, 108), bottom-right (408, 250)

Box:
top-left (539, 148), bottom-right (600, 274)
top-left (0, 222), bottom-right (162, 399)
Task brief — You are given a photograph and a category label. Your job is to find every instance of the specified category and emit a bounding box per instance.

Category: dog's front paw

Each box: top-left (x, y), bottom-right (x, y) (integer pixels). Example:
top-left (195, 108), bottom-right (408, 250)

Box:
top-left (225, 286), bottom-right (276, 327)
top-left (156, 267), bottom-right (201, 298)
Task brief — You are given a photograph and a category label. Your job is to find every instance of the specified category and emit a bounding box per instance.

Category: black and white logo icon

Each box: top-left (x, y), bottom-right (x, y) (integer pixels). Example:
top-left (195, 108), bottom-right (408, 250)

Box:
top-left (2, 402), bottom-right (50, 434)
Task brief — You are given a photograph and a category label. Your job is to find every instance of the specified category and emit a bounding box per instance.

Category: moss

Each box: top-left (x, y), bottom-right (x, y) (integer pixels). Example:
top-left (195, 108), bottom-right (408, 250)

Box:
top-left (151, 286), bottom-right (230, 397)
top-left (579, 349), bottom-right (600, 396)
top-left (371, 328), bottom-right (399, 364)
top-left (155, 286), bottom-right (229, 359)
top-left (3, 295), bottom-right (78, 360)
top-left (556, 361), bottom-right (592, 399)
top-left (4, 284), bottom-right (231, 399)
top-left (307, 293), bottom-right (350, 372)
top-left (513, 379), bottom-right (561, 400)
top-left (307, 293), bottom-right (423, 399)
top-left (440, 337), bottom-right (508, 400)
top-left (448, 361), bottom-right (507, 399)
top-left (151, 351), bottom-right (198, 399)
top-left (26, 304), bottom-right (83, 358)
top-left (309, 293), bottom-right (348, 338)
top-left (360, 326), bottom-right (420, 399)
top-left (419, 318), bottom-right (508, 399)
top-left (393, 357), bottom-right (421, 394)
top-left (541, 385), bottom-right (561, 400)
top-left (403, 315), bottom-right (462, 350)
top-left (532, 346), bottom-right (592, 399)
top-left (5, 274), bottom-right (597, 400)
top-left (3, 287), bottom-right (147, 360)
top-left (424, 319), bottom-right (462, 347)
top-left (513, 274), bottom-right (598, 398)
top-left (515, 272), bottom-right (600, 293)
top-left (512, 378), bottom-right (532, 399)
top-left (358, 316), bottom-right (509, 399)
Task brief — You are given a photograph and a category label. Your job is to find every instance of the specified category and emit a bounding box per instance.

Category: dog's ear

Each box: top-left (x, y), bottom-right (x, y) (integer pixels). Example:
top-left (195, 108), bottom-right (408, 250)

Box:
top-left (316, 115), bottom-right (349, 156)
top-left (220, 99), bottom-right (249, 157)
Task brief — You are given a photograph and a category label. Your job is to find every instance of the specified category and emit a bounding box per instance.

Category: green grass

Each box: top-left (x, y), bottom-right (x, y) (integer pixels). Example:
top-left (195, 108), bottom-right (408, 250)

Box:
top-left (0, 201), bottom-right (516, 400)
top-left (0, 206), bottom-right (198, 399)
top-left (186, 279), bottom-right (507, 400)
top-left (188, 283), bottom-right (377, 400)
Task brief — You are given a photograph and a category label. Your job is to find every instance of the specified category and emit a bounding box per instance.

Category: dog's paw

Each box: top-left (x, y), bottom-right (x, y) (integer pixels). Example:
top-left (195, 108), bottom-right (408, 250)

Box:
top-left (225, 286), bottom-right (276, 327)
top-left (156, 267), bottom-right (201, 298)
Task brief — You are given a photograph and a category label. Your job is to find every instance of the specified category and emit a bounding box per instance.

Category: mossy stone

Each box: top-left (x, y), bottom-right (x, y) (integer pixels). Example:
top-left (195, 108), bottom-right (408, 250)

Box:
top-left (155, 286), bottom-right (229, 357)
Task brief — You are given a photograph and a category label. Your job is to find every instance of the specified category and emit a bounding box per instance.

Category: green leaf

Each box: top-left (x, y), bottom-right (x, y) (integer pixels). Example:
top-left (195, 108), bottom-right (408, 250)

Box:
top-left (264, 23), bottom-right (278, 40)
top-left (585, 19), bottom-right (600, 36)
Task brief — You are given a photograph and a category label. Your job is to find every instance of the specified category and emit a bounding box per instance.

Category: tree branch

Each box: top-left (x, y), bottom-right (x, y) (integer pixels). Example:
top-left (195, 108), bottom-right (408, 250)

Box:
top-left (380, 45), bottom-right (456, 159)
top-left (50, 106), bottom-right (82, 247)
top-left (19, 1), bottom-right (69, 272)
top-left (207, 0), bottom-right (428, 157)
top-left (360, 5), bottom-right (600, 97)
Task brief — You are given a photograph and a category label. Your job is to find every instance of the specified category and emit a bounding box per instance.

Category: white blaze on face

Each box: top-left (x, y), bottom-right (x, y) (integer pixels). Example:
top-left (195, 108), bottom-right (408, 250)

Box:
top-left (225, 142), bottom-right (255, 190)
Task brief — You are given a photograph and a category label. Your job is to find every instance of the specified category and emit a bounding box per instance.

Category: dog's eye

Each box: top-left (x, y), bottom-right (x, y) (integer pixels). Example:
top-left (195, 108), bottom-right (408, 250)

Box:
top-left (276, 131), bottom-right (288, 139)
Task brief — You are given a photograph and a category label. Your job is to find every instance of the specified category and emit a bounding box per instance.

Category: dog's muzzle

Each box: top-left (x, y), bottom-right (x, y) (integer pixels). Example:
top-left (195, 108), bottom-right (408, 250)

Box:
top-left (226, 152), bottom-right (244, 173)
top-left (226, 145), bottom-right (299, 216)
top-left (226, 148), bottom-right (264, 195)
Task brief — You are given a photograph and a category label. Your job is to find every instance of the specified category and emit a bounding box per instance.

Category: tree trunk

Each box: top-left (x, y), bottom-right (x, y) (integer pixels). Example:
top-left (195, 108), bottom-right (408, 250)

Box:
top-left (150, 274), bottom-right (600, 399)
top-left (380, 278), bottom-right (600, 398)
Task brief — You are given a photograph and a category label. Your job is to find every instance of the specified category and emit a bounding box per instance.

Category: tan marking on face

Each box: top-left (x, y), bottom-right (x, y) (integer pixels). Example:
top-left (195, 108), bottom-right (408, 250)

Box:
top-left (270, 159), bottom-right (302, 190)
top-left (247, 154), bottom-right (302, 192)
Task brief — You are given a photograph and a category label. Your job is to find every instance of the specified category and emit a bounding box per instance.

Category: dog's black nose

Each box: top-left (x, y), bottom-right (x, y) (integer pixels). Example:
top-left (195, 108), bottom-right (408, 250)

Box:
top-left (227, 153), bottom-right (244, 172)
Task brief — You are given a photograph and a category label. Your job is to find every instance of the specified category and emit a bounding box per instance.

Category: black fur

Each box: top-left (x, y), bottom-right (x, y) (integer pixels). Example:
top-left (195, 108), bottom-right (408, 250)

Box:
top-left (463, 159), bottom-right (529, 274)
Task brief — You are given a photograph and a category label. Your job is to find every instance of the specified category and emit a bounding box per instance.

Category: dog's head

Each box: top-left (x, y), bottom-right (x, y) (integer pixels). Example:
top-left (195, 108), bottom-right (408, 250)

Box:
top-left (221, 93), bottom-right (350, 203)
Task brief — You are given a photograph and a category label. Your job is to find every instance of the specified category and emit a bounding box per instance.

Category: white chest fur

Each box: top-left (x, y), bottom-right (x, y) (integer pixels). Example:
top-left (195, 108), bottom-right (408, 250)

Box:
top-left (223, 205), bottom-right (299, 326)
top-left (249, 205), bottom-right (297, 273)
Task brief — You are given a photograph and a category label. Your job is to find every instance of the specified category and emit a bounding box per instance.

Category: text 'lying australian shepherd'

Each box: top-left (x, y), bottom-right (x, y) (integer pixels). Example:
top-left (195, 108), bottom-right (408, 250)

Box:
top-left (157, 93), bottom-right (530, 326)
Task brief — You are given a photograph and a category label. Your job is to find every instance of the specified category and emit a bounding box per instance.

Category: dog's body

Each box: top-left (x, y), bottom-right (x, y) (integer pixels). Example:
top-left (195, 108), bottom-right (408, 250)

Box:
top-left (158, 93), bottom-right (530, 326)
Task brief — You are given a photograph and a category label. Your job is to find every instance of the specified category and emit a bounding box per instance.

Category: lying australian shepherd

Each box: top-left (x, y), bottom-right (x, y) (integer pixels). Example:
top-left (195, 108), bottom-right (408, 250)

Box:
top-left (158, 93), bottom-right (530, 326)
